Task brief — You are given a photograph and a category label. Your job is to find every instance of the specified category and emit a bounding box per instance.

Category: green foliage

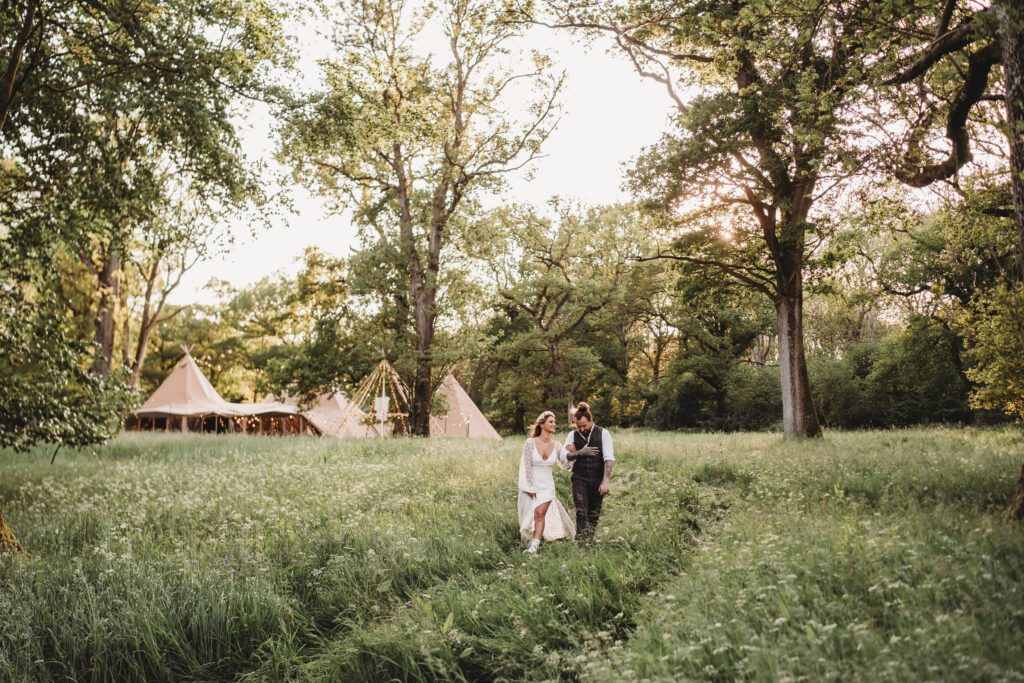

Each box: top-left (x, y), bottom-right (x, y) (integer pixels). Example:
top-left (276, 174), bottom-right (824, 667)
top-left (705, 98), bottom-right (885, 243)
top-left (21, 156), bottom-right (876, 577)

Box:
top-left (0, 287), bottom-right (136, 451)
top-left (471, 202), bottom-right (658, 428)
top-left (644, 363), bottom-right (782, 432)
top-left (1, 0), bottom-right (289, 263)
top-left (722, 364), bottom-right (784, 431)
top-left (807, 349), bottom-right (877, 429)
top-left (0, 0), bottom-right (291, 450)
top-left (810, 319), bottom-right (971, 429)
top-left (541, 0), bottom-right (926, 437)
top-left (961, 282), bottom-right (1024, 420)
top-left (854, 181), bottom-right (1021, 423)
top-left (867, 318), bottom-right (970, 425)
top-left (868, 181), bottom-right (1017, 307)
top-left (641, 271), bottom-right (777, 431)
top-left (278, 0), bottom-right (564, 432)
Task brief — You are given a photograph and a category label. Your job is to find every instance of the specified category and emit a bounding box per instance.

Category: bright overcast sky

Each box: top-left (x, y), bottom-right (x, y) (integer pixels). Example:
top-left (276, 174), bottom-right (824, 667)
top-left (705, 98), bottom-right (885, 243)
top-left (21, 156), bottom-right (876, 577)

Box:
top-left (169, 18), bottom-right (674, 304)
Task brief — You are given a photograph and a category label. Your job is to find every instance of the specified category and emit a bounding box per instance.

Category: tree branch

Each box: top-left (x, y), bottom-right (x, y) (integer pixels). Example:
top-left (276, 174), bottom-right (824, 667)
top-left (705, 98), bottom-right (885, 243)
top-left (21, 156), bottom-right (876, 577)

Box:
top-left (894, 42), bottom-right (1001, 187)
top-left (636, 251), bottom-right (776, 299)
top-left (885, 7), bottom-right (992, 85)
top-left (0, 0), bottom-right (39, 133)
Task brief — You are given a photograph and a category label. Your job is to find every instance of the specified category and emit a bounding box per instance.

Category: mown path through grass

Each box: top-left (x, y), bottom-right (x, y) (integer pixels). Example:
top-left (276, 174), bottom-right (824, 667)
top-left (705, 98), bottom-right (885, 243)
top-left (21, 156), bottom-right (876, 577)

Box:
top-left (2, 429), bottom-right (1022, 681)
top-left (1, 433), bottom-right (718, 681)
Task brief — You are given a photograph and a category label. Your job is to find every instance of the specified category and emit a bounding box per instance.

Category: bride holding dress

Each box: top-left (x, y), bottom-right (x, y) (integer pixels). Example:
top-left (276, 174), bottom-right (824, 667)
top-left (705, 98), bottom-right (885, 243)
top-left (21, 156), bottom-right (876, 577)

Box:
top-left (518, 410), bottom-right (576, 554)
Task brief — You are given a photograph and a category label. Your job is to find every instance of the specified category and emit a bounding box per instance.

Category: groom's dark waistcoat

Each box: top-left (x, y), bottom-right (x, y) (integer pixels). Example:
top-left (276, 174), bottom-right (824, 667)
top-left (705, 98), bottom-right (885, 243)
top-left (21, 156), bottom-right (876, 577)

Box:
top-left (572, 425), bottom-right (605, 480)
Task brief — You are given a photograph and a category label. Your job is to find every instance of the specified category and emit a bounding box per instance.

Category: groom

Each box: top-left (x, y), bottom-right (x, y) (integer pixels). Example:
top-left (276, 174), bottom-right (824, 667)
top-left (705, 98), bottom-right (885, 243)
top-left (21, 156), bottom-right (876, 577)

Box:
top-left (560, 401), bottom-right (614, 542)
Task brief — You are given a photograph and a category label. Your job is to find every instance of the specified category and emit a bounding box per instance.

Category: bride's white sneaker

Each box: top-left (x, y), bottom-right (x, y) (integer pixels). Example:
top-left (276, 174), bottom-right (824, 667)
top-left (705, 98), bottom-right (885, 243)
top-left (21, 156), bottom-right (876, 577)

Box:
top-left (525, 539), bottom-right (540, 554)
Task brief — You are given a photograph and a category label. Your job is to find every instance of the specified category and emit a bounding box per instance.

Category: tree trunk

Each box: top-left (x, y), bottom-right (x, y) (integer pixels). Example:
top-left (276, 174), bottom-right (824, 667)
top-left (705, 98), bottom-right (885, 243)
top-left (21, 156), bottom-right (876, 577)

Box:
top-left (91, 252), bottom-right (120, 377)
top-left (410, 288), bottom-right (435, 437)
top-left (411, 358), bottom-right (432, 436)
top-left (995, 0), bottom-right (1024, 272)
top-left (0, 0), bottom-right (37, 134)
top-left (121, 315), bottom-right (132, 369)
top-left (130, 313), bottom-right (161, 387)
top-left (542, 342), bottom-right (561, 408)
top-left (776, 293), bottom-right (822, 437)
top-left (616, 324), bottom-right (630, 380)
top-left (0, 506), bottom-right (24, 554)
top-left (1009, 463), bottom-right (1024, 522)
top-left (130, 264), bottom-right (159, 386)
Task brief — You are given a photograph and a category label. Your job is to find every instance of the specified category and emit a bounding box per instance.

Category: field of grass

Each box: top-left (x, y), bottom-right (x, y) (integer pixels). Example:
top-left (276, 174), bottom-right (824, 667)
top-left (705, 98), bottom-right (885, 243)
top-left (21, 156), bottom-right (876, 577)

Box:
top-left (1, 428), bottom-right (1023, 681)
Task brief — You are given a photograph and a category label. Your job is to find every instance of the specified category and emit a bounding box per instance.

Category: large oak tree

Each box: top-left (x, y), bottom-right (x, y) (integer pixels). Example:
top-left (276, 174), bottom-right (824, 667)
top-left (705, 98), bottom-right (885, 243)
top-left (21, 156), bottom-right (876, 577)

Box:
top-left (537, 0), bottom-right (915, 436)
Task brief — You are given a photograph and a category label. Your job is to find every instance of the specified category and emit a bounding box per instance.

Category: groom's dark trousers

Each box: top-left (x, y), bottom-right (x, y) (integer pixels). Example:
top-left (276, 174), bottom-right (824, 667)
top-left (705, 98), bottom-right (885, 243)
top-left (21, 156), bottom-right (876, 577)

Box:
top-left (571, 425), bottom-right (606, 540)
top-left (571, 475), bottom-right (603, 541)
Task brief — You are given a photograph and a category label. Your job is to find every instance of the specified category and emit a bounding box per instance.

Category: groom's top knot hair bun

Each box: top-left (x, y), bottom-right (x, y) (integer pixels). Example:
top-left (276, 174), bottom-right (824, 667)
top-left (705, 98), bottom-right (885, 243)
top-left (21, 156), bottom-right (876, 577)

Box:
top-left (574, 402), bottom-right (592, 421)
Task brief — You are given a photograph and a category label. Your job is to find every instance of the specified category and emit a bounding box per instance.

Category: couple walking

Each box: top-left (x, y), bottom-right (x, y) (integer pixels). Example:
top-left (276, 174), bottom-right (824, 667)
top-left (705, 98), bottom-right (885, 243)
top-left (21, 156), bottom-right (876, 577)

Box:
top-left (518, 402), bottom-right (614, 554)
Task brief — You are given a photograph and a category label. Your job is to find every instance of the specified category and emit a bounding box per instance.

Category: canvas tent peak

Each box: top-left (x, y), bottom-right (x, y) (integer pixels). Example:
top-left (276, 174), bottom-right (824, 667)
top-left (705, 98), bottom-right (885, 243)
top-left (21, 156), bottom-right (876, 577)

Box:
top-left (342, 362), bottom-right (501, 439)
top-left (135, 351), bottom-right (227, 417)
top-left (430, 371), bottom-right (501, 439)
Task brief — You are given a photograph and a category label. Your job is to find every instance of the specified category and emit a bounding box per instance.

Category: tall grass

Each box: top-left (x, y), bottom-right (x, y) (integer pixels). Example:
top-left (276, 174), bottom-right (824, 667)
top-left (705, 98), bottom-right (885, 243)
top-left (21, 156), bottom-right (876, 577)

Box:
top-left (0, 433), bottom-right (710, 681)
top-left (584, 428), bottom-right (1024, 682)
top-left (1, 428), bottom-right (1021, 681)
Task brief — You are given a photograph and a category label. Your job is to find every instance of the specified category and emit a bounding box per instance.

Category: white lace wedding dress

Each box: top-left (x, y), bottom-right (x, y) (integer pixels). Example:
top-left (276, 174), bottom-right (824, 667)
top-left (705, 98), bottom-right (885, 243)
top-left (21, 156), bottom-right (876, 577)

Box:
top-left (518, 438), bottom-right (576, 546)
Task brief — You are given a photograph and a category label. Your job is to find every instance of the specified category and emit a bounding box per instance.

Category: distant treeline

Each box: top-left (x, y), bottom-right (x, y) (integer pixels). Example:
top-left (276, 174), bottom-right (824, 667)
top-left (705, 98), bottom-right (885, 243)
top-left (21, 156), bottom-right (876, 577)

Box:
top-left (140, 183), bottom-right (1015, 435)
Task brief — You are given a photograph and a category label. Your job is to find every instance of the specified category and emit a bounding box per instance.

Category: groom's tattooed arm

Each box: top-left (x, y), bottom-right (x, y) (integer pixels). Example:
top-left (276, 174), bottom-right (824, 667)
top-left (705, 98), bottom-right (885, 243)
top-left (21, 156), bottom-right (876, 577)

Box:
top-left (599, 460), bottom-right (613, 496)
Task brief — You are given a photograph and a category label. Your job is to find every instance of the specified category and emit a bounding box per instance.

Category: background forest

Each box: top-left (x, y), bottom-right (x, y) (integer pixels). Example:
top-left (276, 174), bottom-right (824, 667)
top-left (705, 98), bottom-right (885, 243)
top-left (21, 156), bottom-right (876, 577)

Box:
top-left (139, 181), bottom-right (1018, 435)
top-left (2, 0), bottom-right (1023, 444)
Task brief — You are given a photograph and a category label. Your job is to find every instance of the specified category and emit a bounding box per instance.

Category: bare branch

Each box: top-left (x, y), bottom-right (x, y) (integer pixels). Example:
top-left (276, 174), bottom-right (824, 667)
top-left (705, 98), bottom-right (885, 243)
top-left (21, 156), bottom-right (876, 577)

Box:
top-left (636, 251), bottom-right (776, 299)
top-left (894, 42), bottom-right (1001, 186)
top-left (886, 7), bottom-right (992, 85)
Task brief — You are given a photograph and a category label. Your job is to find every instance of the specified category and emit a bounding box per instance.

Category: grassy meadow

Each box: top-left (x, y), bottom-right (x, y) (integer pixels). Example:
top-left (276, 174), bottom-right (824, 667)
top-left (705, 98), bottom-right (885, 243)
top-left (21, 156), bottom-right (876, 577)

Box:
top-left (1, 429), bottom-right (1023, 681)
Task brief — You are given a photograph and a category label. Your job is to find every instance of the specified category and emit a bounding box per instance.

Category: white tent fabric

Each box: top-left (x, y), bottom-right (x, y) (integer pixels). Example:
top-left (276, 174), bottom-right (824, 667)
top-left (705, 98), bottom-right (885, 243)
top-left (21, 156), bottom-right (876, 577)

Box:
top-left (429, 372), bottom-right (501, 439)
top-left (136, 353), bottom-right (233, 416)
top-left (135, 353), bottom-right (300, 418)
top-left (275, 392), bottom-right (371, 437)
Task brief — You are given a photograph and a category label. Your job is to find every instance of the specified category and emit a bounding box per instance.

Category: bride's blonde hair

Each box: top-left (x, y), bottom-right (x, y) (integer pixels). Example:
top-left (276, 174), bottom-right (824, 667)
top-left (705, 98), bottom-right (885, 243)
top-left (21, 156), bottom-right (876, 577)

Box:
top-left (531, 411), bottom-right (555, 438)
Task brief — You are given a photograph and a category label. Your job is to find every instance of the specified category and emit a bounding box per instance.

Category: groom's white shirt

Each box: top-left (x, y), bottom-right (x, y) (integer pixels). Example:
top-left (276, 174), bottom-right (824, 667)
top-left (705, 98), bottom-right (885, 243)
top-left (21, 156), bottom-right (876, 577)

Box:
top-left (559, 426), bottom-right (615, 466)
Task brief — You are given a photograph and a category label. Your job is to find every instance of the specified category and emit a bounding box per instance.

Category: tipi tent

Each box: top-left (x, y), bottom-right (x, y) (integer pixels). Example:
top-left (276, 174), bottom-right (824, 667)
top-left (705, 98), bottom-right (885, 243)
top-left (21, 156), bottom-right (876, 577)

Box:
top-left (276, 392), bottom-right (371, 438)
top-left (430, 372), bottom-right (501, 439)
top-left (134, 352), bottom-right (227, 418)
top-left (127, 352), bottom-right (319, 435)
top-left (337, 359), bottom-right (412, 437)
top-left (341, 363), bottom-right (501, 438)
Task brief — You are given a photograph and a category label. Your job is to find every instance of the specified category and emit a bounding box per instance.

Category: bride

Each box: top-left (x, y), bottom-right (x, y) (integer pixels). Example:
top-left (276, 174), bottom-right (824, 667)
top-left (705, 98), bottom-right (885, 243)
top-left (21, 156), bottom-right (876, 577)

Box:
top-left (518, 410), bottom-right (575, 554)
